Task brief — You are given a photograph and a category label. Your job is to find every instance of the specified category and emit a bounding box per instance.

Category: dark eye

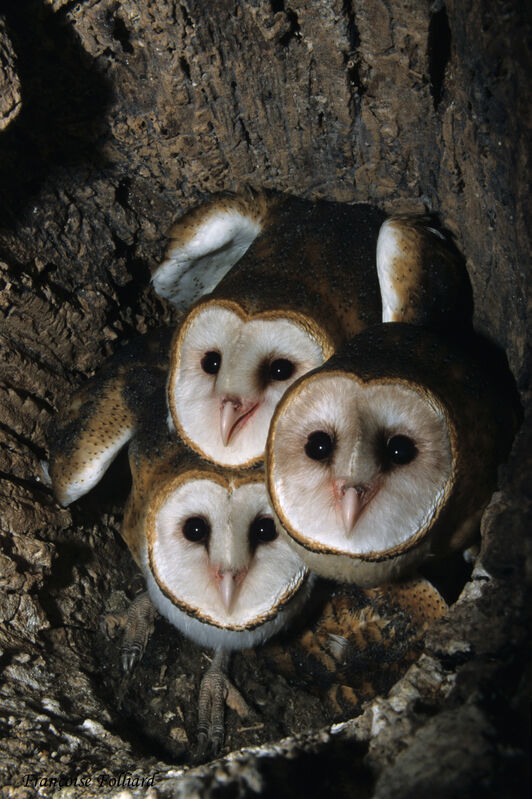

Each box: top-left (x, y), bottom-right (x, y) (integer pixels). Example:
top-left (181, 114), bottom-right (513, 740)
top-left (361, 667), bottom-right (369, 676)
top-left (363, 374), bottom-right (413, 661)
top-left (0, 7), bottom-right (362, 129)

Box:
top-left (182, 516), bottom-right (210, 542)
top-left (201, 351), bottom-right (221, 375)
top-left (304, 430), bottom-right (335, 461)
top-left (249, 516), bottom-right (278, 544)
top-left (269, 358), bottom-right (295, 381)
top-left (387, 435), bottom-right (417, 465)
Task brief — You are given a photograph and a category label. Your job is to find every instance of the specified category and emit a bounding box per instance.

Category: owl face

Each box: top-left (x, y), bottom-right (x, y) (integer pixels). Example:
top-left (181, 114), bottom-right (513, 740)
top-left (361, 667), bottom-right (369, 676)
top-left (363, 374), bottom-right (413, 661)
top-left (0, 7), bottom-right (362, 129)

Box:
top-left (267, 372), bottom-right (455, 565)
top-left (168, 301), bottom-right (328, 467)
top-left (142, 471), bottom-right (309, 650)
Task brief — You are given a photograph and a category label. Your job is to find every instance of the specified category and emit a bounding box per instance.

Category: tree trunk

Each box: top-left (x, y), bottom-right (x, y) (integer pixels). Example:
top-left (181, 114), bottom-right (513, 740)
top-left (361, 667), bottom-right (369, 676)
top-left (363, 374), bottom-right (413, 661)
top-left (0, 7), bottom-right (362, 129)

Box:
top-left (0, 1), bottom-right (529, 796)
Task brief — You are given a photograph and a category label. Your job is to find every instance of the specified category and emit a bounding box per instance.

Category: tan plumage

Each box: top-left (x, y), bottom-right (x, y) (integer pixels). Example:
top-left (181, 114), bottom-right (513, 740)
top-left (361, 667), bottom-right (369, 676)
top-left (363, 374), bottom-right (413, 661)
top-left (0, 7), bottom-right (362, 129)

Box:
top-left (45, 328), bottom-right (172, 506)
top-left (156, 190), bottom-right (468, 469)
top-left (264, 577), bottom-right (447, 719)
top-left (266, 323), bottom-right (519, 585)
top-left (376, 214), bottom-right (472, 331)
top-left (162, 191), bottom-right (383, 468)
top-left (43, 189), bottom-right (480, 756)
top-left (47, 353), bottom-right (311, 651)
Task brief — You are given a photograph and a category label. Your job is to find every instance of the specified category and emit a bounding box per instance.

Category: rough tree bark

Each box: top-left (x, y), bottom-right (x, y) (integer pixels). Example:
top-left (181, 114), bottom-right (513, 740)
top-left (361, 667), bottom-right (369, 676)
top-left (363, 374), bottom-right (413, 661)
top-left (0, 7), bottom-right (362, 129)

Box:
top-left (0, 1), bottom-right (529, 797)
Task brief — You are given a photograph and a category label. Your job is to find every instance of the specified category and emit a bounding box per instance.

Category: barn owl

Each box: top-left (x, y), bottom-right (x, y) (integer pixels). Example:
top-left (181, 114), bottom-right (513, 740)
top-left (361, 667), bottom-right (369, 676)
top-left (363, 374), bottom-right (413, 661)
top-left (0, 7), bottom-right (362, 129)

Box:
top-left (266, 323), bottom-right (519, 585)
top-left (156, 190), bottom-right (382, 469)
top-left (47, 366), bottom-right (312, 756)
top-left (122, 415), bottom-right (312, 756)
top-left (151, 188), bottom-right (471, 468)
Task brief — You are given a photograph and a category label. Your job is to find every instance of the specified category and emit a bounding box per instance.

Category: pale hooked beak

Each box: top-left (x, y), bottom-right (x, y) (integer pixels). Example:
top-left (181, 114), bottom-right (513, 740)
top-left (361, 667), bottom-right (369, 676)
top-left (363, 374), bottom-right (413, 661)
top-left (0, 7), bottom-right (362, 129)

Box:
top-left (220, 396), bottom-right (259, 446)
top-left (214, 568), bottom-right (248, 613)
top-left (334, 479), bottom-right (376, 536)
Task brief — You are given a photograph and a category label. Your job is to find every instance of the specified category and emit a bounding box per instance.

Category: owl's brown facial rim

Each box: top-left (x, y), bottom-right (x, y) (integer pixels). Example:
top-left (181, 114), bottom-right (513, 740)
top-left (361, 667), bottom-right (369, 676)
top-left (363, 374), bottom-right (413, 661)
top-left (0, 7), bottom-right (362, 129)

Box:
top-left (266, 371), bottom-right (457, 562)
top-left (168, 300), bottom-right (334, 467)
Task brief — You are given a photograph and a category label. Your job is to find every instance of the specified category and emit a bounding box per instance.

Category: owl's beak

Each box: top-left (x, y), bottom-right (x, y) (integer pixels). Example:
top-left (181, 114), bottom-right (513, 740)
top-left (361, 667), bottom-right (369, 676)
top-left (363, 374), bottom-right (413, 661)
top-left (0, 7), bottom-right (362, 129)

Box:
top-left (214, 568), bottom-right (248, 612)
top-left (334, 480), bottom-right (375, 536)
top-left (220, 397), bottom-right (259, 446)
top-left (339, 485), bottom-right (360, 534)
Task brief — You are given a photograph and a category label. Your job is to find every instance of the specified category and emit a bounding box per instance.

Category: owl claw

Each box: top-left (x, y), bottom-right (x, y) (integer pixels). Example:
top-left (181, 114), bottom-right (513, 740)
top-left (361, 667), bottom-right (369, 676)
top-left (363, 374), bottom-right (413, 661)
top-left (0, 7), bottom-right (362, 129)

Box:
top-left (193, 650), bottom-right (249, 762)
top-left (195, 661), bottom-right (228, 760)
top-left (119, 591), bottom-right (156, 673)
top-left (121, 647), bottom-right (140, 673)
top-left (326, 633), bottom-right (350, 664)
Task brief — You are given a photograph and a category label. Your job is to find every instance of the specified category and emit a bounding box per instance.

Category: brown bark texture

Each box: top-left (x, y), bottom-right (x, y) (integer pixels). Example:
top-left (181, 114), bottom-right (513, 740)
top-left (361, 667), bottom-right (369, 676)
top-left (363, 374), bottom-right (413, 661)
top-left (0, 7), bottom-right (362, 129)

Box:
top-left (0, 0), bottom-right (530, 797)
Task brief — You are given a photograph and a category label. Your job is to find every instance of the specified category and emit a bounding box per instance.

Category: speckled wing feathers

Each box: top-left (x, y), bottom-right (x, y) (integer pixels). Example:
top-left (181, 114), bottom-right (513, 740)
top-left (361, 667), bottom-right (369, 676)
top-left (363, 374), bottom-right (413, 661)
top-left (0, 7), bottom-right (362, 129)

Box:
top-left (376, 215), bottom-right (473, 332)
top-left (46, 329), bottom-right (172, 506)
top-left (264, 577), bottom-right (447, 717)
top-left (152, 189), bottom-right (272, 309)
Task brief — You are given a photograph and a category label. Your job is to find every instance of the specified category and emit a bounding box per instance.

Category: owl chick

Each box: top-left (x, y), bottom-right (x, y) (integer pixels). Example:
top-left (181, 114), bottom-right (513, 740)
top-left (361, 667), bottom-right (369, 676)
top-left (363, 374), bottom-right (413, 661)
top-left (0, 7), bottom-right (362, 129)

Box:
top-left (152, 189), bottom-right (470, 469)
top-left (47, 365), bottom-right (312, 757)
top-left (123, 415), bottom-right (312, 756)
top-left (266, 323), bottom-right (519, 585)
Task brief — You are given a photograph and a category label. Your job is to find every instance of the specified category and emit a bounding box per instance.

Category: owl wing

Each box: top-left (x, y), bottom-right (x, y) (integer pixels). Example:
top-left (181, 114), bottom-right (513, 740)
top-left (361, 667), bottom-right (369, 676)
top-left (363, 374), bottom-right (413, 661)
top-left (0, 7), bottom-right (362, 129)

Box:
top-left (264, 577), bottom-right (446, 717)
top-left (45, 328), bottom-right (172, 506)
top-left (152, 188), bottom-right (273, 309)
top-left (376, 215), bottom-right (473, 332)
